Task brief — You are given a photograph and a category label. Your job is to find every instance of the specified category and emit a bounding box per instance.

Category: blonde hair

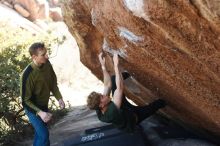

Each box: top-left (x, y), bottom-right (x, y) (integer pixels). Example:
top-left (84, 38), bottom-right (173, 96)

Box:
top-left (87, 91), bottom-right (101, 110)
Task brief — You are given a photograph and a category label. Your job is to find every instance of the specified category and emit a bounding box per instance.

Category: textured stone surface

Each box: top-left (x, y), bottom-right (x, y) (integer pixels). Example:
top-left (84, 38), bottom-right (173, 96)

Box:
top-left (62, 0), bottom-right (220, 138)
top-left (14, 0), bottom-right (49, 20)
top-left (0, 0), bottom-right (63, 22)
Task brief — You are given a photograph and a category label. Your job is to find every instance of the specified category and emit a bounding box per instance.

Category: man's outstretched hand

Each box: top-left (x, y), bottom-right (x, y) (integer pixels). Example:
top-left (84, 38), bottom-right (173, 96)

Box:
top-left (38, 111), bottom-right (52, 123)
top-left (98, 52), bottom-right (105, 67)
top-left (58, 99), bottom-right (65, 109)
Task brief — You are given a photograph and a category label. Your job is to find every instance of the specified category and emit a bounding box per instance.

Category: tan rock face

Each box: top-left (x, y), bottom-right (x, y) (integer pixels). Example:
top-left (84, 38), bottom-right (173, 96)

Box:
top-left (49, 7), bottom-right (63, 21)
top-left (62, 0), bottom-right (220, 138)
top-left (14, 0), bottom-right (49, 20)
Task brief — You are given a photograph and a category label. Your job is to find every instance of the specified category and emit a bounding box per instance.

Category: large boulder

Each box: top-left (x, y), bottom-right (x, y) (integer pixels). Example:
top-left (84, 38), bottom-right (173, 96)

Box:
top-left (61, 0), bottom-right (220, 140)
top-left (0, 0), bottom-right (63, 22)
top-left (14, 0), bottom-right (49, 20)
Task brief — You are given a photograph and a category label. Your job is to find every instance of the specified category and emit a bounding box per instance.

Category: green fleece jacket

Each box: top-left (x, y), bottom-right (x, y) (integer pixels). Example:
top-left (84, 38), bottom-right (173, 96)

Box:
top-left (96, 101), bottom-right (136, 133)
top-left (20, 61), bottom-right (62, 114)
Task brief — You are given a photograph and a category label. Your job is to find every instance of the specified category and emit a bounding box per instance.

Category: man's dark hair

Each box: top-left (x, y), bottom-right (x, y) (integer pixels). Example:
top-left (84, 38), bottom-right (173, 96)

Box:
top-left (87, 91), bottom-right (101, 110)
top-left (29, 42), bottom-right (45, 56)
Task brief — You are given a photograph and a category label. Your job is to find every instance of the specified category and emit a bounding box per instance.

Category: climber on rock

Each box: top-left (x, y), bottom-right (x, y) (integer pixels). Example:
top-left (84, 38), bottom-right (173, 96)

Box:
top-left (87, 52), bottom-right (166, 133)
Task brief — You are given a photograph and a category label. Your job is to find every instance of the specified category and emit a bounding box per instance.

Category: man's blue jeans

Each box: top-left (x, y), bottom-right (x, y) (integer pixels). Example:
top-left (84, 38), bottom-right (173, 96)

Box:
top-left (25, 108), bottom-right (50, 146)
